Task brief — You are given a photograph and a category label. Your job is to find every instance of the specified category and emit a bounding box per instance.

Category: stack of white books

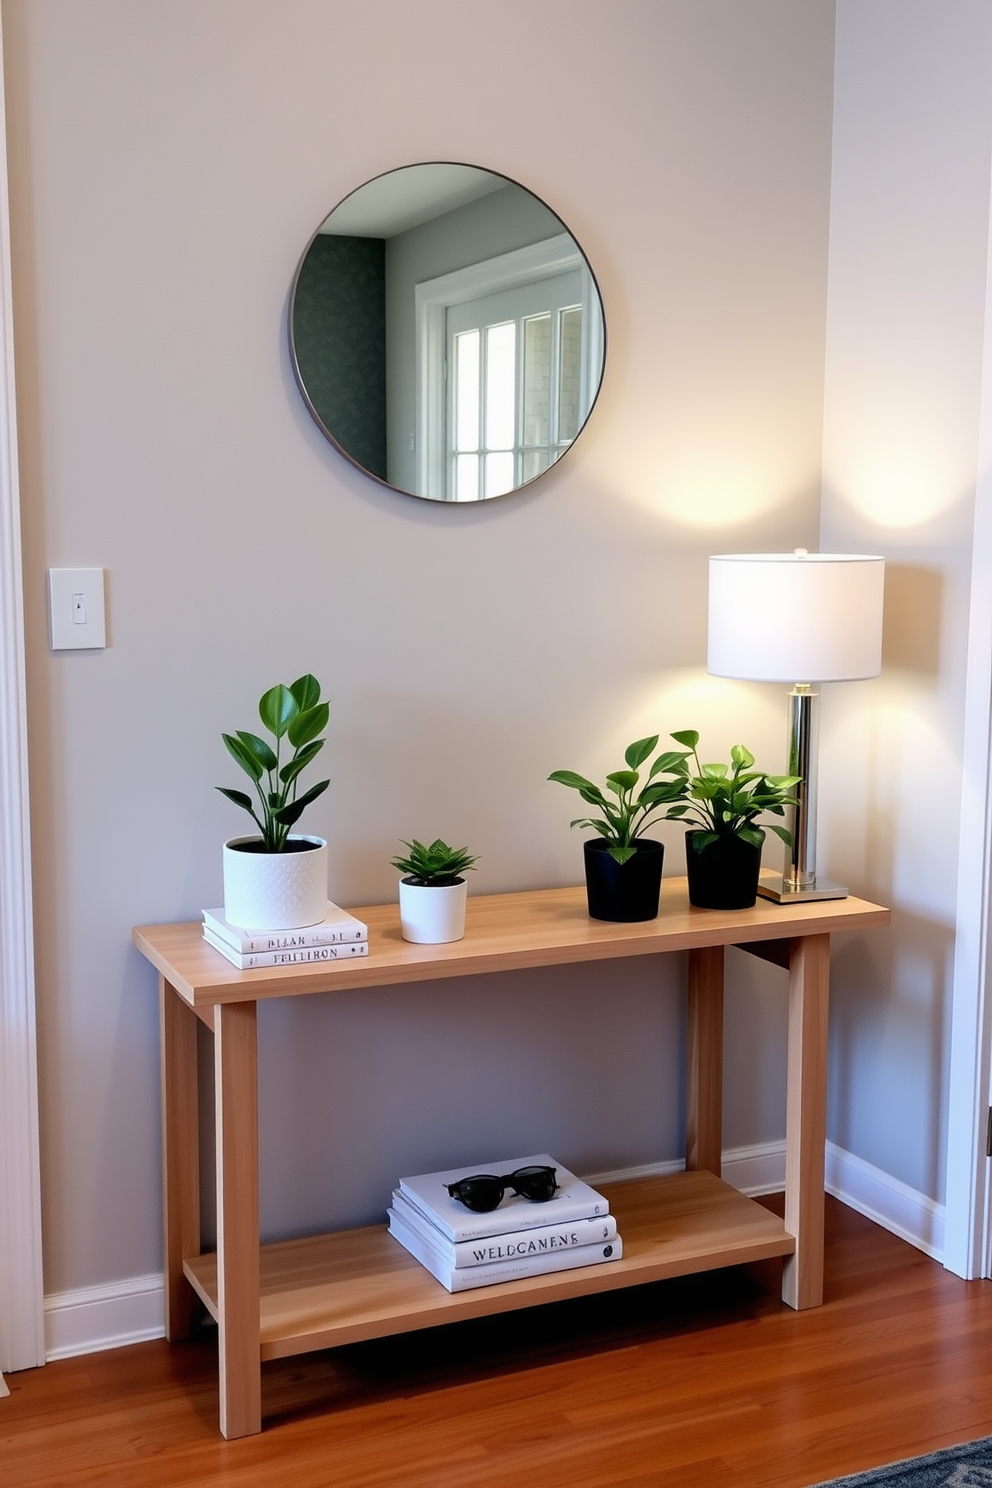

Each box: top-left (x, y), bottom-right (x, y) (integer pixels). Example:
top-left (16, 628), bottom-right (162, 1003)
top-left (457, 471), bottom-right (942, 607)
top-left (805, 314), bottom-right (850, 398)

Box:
top-left (202, 901), bottom-right (369, 970)
top-left (388, 1153), bottom-right (622, 1293)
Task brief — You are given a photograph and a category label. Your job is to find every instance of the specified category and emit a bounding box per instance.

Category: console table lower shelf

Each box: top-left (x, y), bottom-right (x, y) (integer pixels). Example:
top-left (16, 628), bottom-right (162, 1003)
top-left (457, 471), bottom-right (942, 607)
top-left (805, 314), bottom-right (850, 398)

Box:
top-left (183, 1170), bottom-right (793, 1361)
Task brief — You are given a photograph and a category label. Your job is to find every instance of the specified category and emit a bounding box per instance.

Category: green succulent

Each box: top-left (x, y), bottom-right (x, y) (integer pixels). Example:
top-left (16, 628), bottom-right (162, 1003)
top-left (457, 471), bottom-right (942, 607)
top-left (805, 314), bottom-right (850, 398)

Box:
top-left (392, 838), bottom-right (479, 886)
top-left (217, 674), bottom-right (330, 852)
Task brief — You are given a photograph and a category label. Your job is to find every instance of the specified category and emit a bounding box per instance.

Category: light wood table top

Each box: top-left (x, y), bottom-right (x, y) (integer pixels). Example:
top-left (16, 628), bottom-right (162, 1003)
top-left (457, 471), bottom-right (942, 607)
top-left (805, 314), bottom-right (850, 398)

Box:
top-left (134, 879), bottom-right (890, 1008)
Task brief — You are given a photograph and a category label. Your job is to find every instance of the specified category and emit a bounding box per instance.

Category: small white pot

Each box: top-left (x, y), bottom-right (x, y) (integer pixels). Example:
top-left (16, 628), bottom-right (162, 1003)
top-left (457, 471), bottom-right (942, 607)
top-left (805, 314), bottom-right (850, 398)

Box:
top-left (222, 835), bottom-right (327, 930)
top-left (398, 877), bottom-right (467, 944)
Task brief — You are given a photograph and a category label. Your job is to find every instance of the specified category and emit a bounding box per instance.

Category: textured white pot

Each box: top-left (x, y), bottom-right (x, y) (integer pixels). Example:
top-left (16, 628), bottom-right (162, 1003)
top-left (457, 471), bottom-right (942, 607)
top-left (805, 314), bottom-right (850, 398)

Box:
top-left (398, 878), bottom-right (467, 944)
top-left (222, 835), bottom-right (327, 930)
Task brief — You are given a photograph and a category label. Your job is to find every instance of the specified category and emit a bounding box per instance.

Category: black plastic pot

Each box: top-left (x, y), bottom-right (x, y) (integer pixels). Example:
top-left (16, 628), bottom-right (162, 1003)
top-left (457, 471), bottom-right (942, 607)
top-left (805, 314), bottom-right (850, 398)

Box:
top-left (583, 838), bottom-right (664, 922)
top-left (684, 830), bottom-right (762, 910)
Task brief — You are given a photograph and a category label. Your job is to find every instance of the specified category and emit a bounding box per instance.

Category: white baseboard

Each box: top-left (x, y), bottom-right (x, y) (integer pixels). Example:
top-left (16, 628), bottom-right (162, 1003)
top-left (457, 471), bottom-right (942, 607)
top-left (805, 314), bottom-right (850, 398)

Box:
top-left (720, 1139), bottom-right (944, 1260)
top-left (720, 1140), bottom-right (788, 1196)
top-left (39, 1143), bottom-right (945, 1362)
top-left (585, 1141), bottom-right (787, 1196)
top-left (824, 1140), bottom-right (945, 1260)
top-left (588, 1140), bottom-right (945, 1260)
top-left (44, 1273), bottom-right (164, 1362)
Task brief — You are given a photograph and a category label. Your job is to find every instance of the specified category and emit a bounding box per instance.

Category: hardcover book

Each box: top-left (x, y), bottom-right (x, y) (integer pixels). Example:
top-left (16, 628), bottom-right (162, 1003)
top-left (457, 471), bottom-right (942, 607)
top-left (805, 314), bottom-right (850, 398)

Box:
top-left (202, 927), bottom-right (369, 970)
top-left (202, 902), bottom-right (368, 952)
top-left (390, 1188), bottom-right (618, 1268)
top-left (396, 1154), bottom-right (609, 1243)
top-left (387, 1205), bottom-right (622, 1292)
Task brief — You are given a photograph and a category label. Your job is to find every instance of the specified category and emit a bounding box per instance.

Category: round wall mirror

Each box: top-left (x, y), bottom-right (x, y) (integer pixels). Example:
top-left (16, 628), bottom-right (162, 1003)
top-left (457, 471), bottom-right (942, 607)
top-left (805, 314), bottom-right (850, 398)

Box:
top-left (289, 163), bottom-right (606, 502)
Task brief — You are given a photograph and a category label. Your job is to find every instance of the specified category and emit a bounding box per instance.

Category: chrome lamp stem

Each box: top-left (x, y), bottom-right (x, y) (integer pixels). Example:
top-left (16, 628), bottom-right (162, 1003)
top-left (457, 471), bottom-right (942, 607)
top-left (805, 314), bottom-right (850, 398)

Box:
top-left (786, 683), bottom-right (818, 890)
top-left (757, 682), bottom-right (847, 903)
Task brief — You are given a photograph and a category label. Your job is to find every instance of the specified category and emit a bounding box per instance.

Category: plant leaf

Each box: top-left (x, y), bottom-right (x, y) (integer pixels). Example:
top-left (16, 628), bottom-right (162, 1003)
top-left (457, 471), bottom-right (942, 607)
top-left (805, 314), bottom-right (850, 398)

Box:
top-left (259, 683), bottom-right (298, 738)
top-left (606, 769), bottom-right (639, 793)
top-left (222, 732), bottom-right (264, 782)
top-left (280, 738), bottom-right (324, 785)
top-left (574, 818), bottom-right (613, 839)
top-left (273, 797), bottom-right (306, 829)
top-left (290, 674), bottom-right (321, 712)
top-left (549, 769), bottom-right (598, 793)
top-left (638, 779), bottom-right (686, 805)
top-left (624, 735), bottom-right (659, 770)
top-left (287, 700), bottom-right (329, 749)
top-left (648, 750), bottom-right (690, 779)
top-left (216, 786), bottom-right (255, 812)
top-left (236, 730), bottom-right (278, 773)
top-left (738, 824), bottom-right (766, 848)
top-left (577, 784), bottom-right (609, 808)
top-left (287, 777), bottom-right (329, 813)
top-left (670, 729), bottom-right (699, 748)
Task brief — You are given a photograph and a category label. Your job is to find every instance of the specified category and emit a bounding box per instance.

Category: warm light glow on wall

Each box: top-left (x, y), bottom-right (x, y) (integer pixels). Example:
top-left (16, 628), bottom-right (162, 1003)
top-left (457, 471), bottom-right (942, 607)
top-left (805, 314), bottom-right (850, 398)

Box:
top-left (639, 670), bottom-right (792, 774)
top-left (824, 445), bottom-right (969, 529)
top-left (582, 446), bottom-right (804, 528)
top-left (566, 670), bottom-right (780, 785)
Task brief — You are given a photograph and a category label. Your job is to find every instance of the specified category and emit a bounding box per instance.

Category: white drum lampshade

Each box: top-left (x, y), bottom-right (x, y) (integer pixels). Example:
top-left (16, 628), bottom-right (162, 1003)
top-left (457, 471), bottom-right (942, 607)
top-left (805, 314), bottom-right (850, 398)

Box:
top-left (707, 551), bottom-right (884, 900)
top-left (708, 552), bottom-right (884, 684)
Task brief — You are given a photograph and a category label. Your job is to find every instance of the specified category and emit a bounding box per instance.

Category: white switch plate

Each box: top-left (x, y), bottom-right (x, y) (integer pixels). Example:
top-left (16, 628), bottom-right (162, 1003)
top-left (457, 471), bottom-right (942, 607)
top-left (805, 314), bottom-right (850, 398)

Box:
top-left (48, 568), bottom-right (107, 650)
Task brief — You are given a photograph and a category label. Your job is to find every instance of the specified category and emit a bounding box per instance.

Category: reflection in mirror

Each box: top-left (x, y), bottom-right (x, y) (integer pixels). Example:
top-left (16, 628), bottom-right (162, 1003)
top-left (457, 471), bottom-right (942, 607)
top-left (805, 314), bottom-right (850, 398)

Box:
top-left (290, 164), bottom-right (606, 502)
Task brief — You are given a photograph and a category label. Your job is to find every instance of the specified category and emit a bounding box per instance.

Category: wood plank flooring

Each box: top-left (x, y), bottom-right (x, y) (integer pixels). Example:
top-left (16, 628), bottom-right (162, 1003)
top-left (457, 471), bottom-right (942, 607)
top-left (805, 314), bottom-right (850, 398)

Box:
top-left (4, 1197), bottom-right (992, 1488)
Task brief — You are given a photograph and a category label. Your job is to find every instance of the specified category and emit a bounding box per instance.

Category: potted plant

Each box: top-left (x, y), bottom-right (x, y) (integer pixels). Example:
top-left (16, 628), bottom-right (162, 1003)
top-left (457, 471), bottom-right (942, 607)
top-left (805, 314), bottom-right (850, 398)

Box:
top-left (391, 838), bottom-right (478, 944)
top-left (217, 674), bottom-right (330, 929)
top-left (548, 736), bottom-right (688, 921)
top-left (661, 730), bottom-right (800, 909)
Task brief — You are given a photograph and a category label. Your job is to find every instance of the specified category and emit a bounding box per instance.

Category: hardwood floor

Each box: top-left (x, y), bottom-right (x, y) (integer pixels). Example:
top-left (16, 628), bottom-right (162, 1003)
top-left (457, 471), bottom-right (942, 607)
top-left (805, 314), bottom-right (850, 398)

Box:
top-left (4, 1197), bottom-right (992, 1488)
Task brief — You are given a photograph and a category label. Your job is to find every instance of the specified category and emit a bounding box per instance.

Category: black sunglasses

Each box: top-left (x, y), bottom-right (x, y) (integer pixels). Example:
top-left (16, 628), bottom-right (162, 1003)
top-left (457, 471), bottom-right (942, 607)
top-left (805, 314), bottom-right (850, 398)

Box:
top-left (445, 1164), bottom-right (559, 1213)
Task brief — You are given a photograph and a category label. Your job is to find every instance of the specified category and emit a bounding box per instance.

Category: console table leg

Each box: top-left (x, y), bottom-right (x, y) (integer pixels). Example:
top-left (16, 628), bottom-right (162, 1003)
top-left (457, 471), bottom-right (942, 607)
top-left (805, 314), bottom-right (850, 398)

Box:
top-left (782, 933), bottom-right (830, 1310)
top-left (159, 979), bottom-right (199, 1341)
top-left (214, 1000), bottom-right (261, 1439)
top-left (686, 945), bottom-right (725, 1175)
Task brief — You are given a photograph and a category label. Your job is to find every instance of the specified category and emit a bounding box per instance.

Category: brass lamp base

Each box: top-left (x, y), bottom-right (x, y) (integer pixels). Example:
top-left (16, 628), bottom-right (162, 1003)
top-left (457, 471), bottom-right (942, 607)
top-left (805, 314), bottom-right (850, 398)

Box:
top-left (757, 871), bottom-right (848, 904)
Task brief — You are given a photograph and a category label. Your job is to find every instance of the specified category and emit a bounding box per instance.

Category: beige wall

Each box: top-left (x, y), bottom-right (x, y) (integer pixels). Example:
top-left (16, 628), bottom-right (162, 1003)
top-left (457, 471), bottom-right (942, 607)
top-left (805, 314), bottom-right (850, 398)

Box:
top-left (819, 0), bottom-right (992, 1202)
top-left (4, 0), bottom-right (836, 1295)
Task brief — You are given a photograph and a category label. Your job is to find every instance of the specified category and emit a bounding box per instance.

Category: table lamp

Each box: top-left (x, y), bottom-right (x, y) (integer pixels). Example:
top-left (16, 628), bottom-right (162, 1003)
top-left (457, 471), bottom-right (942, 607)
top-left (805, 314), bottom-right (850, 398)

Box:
top-left (707, 550), bottom-right (885, 902)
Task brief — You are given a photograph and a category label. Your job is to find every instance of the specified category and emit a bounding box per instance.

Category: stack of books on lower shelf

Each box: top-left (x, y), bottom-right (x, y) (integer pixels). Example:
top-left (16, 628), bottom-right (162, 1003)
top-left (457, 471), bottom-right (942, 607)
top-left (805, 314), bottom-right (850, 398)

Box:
top-left (388, 1152), bottom-right (622, 1293)
top-left (202, 902), bottom-right (368, 969)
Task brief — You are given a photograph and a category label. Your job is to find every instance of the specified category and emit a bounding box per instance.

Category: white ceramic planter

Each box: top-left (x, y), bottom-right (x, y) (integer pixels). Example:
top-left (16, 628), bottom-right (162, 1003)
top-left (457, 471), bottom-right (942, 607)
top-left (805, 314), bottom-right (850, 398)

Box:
top-left (398, 877), bottom-right (467, 944)
top-left (222, 835), bottom-right (327, 930)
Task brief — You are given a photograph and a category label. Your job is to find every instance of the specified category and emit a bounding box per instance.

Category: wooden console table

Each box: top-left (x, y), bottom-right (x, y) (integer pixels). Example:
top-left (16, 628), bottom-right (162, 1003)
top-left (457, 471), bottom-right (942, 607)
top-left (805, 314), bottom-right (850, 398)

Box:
top-left (133, 880), bottom-right (889, 1439)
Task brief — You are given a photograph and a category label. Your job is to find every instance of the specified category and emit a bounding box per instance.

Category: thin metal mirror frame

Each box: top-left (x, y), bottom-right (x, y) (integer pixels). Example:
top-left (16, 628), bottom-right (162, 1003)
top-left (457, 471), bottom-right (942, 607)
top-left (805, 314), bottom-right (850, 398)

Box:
top-left (288, 161), bottom-right (607, 503)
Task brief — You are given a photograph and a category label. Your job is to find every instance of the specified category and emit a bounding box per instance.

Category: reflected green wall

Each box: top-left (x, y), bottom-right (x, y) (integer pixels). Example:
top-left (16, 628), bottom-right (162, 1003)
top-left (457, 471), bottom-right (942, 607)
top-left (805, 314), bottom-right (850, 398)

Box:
top-left (293, 234), bottom-right (387, 481)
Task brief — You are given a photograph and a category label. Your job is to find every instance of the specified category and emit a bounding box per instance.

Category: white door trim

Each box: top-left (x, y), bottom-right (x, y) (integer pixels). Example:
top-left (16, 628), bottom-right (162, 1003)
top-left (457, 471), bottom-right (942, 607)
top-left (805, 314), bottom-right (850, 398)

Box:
top-left (943, 135), bottom-right (992, 1280)
top-left (0, 12), bottom-right (45, 1370)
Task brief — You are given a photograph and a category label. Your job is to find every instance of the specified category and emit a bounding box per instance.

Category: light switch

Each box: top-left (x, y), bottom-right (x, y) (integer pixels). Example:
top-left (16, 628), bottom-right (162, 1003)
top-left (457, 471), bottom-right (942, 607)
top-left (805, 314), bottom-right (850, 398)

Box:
top-left (48, 568), bottom-right (106, 650)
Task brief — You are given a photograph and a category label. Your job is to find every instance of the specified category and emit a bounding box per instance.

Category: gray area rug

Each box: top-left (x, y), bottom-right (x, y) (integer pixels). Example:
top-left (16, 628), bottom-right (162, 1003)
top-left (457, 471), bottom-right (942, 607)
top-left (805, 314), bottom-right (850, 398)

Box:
top-left (809, 1437), bottom-right (992, 1486)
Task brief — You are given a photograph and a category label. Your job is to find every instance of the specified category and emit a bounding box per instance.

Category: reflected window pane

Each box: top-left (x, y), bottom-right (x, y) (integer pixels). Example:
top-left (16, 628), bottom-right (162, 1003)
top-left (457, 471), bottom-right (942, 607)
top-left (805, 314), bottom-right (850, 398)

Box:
top-left (456, 452), bottom-right (479, 502)
top-left (455, 330), bottom-right (480, 451)
top-left (557, 306), bottom-right (582, 443)
top-left (523, 314), bottom-right (551, 448)
top-left (485, 322), bottom-right (515, 451)
top-left (522, 449), bottom-right (550, 484)
top-left (485, 451), bottom-right (515, 499)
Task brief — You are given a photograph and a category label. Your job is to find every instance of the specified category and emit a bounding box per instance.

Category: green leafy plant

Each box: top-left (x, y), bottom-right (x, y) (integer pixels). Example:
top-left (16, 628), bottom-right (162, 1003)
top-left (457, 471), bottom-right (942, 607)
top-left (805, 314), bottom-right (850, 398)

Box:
top-left (661, 730), bottom-right (800, 853)
top-left (391, 838), bottom-right (479, 886)
top-left (217, 674), bottom-right (330, 852)
top-left (548, 736), bottom-right (689, 865)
